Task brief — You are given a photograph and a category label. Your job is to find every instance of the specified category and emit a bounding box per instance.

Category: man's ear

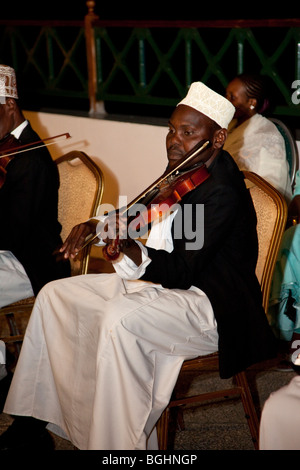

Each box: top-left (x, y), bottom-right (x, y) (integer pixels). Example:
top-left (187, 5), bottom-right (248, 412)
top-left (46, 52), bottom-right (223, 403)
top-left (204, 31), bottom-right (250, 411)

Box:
top-left (213, 128), bottom-right (227, 149)
top-left (5, 98), bottom-right (17, 113)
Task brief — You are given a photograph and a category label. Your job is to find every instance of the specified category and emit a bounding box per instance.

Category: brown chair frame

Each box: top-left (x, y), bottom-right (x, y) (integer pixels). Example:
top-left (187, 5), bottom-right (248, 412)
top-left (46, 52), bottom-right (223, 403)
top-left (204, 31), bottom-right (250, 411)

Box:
top-left (55, 150), bottom-right (104, 276)
top-left (156, 171), bottom-right (287, 450)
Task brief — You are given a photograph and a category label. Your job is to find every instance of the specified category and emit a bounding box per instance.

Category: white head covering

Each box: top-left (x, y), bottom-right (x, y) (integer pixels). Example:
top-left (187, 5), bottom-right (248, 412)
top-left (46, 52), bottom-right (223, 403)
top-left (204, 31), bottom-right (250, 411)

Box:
top-left (178, 82), bottom-right (235, 129)
top-left (0, 65), bottom-right (18, 101)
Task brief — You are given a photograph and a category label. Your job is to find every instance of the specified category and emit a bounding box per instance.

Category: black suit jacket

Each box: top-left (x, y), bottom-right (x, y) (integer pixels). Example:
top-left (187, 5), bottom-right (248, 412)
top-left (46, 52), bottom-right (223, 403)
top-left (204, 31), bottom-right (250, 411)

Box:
top-left (141, 150), bottom-right (277, 378)
top-left (0, 122), bottom-right (70, 295)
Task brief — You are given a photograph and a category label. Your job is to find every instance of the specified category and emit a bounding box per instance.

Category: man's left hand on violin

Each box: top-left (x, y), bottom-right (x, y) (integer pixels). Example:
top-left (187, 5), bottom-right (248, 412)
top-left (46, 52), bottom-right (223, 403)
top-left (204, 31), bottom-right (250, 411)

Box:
top-left (101, 212), bottom-right (143, 266)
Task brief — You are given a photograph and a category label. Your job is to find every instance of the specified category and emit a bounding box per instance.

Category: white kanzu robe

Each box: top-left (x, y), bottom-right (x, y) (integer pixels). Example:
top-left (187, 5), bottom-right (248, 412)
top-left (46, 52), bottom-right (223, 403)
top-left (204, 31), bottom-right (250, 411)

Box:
top-left (0, 250), bottom-right (34, 307)
top-left (4, 215), bottom-right (218, 450)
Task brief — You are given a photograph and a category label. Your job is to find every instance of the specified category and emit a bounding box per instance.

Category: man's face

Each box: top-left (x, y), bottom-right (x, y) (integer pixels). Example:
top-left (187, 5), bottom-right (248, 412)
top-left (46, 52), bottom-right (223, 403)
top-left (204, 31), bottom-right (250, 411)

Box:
top-left (0, 100), bottom-right (14, 141)
top-left (166, 105), bottom-right (216, 172)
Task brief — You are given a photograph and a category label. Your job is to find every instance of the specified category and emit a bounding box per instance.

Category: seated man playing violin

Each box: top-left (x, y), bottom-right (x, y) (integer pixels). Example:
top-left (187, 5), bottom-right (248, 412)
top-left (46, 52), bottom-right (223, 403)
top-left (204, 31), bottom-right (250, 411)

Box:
top-left (0, 82), bottom-right (277, 450)
top-left (0, 65), bottom-right (70, 309)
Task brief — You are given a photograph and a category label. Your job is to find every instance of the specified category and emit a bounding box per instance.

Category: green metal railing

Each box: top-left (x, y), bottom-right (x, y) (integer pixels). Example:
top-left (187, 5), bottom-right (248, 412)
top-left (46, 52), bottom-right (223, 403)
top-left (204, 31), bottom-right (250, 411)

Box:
top-left (93, 19), bottom-right (300, 117)
top-left (0, 9), bottom-right (300, 118)
top-left (0, 20), bottom-right (88, 108)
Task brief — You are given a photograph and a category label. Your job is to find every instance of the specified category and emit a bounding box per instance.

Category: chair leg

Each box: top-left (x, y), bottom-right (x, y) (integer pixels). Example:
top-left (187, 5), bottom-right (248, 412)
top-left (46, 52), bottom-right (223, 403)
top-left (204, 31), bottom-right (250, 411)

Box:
top-left (5, 313), bottom-right (21, 356)
top-left (156, 407), bottom-right (170, 450)
top-left (157, 371), bottom-right (260, 450)
top-left (235, 371), bottom-right (259, 449)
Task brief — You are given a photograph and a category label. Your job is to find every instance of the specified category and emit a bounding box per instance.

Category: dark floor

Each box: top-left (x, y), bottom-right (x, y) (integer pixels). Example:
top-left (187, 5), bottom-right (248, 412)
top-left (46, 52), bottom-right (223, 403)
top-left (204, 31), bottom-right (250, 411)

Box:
top-left (170, 357), bottom-right (296, 450)
top-left (0, 355), bottom-right (296, 451)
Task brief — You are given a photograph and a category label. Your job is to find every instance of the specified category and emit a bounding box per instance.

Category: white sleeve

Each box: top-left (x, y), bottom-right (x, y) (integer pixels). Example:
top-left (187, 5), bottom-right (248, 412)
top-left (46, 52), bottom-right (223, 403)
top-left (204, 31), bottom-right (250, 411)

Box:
top-left (112, 241), bottom-right (152, 280)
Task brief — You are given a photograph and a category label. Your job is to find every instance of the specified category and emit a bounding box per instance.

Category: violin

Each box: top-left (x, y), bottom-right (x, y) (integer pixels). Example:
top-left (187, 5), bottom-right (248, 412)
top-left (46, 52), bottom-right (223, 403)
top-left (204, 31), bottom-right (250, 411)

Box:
top-left (86, 139), bottom-right (211, 262)
top-left (0, 132), bottom-right (71, 188)
top-left (128, 163), bottom-right (211, 234)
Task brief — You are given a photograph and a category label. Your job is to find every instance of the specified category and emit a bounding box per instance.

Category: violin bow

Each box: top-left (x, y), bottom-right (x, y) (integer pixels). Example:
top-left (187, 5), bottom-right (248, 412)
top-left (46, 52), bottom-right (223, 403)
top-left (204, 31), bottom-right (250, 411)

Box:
top-left (0, 132), bottom-right (71, 159)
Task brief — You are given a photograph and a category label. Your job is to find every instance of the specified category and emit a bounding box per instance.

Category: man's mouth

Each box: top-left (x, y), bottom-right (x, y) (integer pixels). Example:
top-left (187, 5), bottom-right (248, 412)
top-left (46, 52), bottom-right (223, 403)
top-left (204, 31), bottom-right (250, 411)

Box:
top-left (167, 146), bottom-right (183, 160)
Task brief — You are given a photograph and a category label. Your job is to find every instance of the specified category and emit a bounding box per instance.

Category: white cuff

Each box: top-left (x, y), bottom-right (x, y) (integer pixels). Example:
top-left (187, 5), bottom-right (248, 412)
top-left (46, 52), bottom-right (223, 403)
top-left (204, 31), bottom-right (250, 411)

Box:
top-left (112, 241), bottom-right (151, 280)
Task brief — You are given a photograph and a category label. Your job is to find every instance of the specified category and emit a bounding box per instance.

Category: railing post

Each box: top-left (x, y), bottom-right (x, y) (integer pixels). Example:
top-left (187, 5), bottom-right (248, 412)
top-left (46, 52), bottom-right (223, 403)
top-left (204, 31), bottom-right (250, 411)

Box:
top-left (138, 32), bottom-right (146, 90)
top-left (84, 0), bottom-right (105, 115)
top-left (235, 29), bottom-right (245, 75)
top-left (295, 29), bottom-right (300, 83)
top-left (185, 31), bottom-right (192, 87)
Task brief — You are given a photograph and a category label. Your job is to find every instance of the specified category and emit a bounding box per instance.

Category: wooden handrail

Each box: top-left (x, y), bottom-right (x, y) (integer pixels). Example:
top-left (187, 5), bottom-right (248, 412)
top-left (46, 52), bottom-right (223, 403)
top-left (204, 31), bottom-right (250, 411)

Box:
top-left (1, 17), bottom-right (300, 29)
top-left (92, 19), bottom-right (300, 28)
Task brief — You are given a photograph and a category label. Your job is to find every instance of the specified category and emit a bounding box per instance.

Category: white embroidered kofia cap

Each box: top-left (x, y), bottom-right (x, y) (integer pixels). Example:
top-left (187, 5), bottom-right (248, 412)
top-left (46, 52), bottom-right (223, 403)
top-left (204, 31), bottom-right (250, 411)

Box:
top-left (0, 65), bottom-right (18, 100)
top-left (178, 82), bottom-right (235, 129)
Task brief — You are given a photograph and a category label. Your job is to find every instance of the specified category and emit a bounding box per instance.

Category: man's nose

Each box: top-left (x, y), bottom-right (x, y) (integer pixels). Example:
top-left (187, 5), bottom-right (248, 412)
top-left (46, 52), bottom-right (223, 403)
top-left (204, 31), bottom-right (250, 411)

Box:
top-left (168, 131), bottom-right (181, 146)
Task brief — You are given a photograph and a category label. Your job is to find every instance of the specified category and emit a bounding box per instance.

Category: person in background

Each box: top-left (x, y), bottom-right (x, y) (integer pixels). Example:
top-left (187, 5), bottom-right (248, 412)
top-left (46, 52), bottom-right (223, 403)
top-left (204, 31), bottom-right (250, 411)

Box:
top-left (0, 65), bottom-right (70, 305)
top-left (224, 73), bottom-right (299, 368)
top-left (224, 73), bottom-right (292, 202)
top-left (0, 65), bottom-right (70, 390)
top-left (259, 353), bottom-right (300, 450)
top-left (268, 221), bottom-right (300, 368)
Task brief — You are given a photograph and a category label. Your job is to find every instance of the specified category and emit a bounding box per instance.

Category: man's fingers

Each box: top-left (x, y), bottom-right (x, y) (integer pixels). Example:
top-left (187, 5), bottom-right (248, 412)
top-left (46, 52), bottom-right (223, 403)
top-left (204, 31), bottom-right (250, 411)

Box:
top-left (59, 225), bottom-right (89, 258)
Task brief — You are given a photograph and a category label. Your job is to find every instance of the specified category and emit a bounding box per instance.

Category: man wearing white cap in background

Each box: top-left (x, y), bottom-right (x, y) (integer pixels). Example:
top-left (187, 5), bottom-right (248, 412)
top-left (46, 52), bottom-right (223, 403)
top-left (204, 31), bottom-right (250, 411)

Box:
top-left (0, 82), bottom-right (277, 450)
top-left (0, 65), bottom-right (70, 305)
top-left (0, 66), bottom-right (70, 390)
